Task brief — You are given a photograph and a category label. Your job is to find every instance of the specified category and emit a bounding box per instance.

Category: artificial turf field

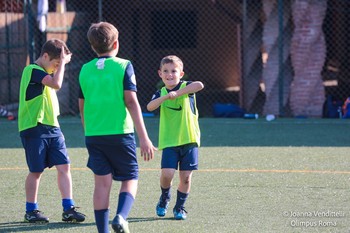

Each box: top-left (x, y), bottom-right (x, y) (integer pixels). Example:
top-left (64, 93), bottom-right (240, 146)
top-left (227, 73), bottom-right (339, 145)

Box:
top-left (0, 117), bottom-right (350, 233)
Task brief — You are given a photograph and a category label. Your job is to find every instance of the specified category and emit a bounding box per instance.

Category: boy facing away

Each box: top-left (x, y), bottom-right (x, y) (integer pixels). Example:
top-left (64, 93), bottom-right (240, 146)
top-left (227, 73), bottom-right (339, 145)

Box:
top-left (147, 55), bottom-right (204, 220)
top-left (78, 22), bottom-right (156, 233)
top-left (18, 39), bottom-right (85, 223)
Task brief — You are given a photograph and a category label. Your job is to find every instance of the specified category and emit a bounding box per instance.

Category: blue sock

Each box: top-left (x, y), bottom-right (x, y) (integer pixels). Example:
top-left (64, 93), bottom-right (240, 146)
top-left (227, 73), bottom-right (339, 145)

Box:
top-left (26, 202), bottom-right (38, 213)
top-left (62, 198), bottom-right (75, 211)
top-left (116, 192), bottom-right (135, 220)
top-left (161, 186), bottom-right (171, 201)
top-left (175, 190), bottom-right (188, 210)
top-left (94, 209), bottom-right (110, 233)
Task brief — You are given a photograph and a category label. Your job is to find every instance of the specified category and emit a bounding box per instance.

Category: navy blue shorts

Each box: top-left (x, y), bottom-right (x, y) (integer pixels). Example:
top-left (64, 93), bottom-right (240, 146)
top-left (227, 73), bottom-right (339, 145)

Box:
top-left (21, 136), bottom-right (70, 172)
top-left (161, 143), bottom-right (199, 171)
top-left (85, 134), bottom-right (138, 181)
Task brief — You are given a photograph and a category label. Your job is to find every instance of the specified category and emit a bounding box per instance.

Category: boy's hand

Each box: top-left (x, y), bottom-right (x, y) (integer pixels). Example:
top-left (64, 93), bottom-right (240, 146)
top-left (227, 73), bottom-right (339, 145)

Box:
top-left (168, 91), bottom-right (178, 100)
top-left (140, 138), bottom-right (157, 161)
top-left (61, 46), bottom-right (72, 65)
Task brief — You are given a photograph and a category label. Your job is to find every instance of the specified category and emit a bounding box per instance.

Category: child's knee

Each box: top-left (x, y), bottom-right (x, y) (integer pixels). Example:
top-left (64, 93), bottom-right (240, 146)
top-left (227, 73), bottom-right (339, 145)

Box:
top-left (56, 164), bottom-right (70, 174)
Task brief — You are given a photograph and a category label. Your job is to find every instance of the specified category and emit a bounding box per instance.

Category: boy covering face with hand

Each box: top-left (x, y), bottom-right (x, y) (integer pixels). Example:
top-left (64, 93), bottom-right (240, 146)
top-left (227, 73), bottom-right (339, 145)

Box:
top-left (18, 39), bottom-right (86, 224)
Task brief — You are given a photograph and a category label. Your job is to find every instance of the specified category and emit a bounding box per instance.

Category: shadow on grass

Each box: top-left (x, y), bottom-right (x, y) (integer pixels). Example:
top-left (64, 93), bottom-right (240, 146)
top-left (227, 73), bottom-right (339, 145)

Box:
top-left (0, 221), bottom-right (95, 232)
top-left (0, 217), bottom-right (180, 232)
top-left (128, 217), bottom-right (177, 222)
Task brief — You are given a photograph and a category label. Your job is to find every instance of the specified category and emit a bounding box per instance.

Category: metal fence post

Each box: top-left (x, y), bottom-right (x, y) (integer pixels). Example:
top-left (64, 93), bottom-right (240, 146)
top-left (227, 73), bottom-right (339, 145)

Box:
top-left (25, 0), bottom-right (35, 63)
top-left (98, 0), bottom-right (102, 22)
top-left (278, 0), bottom-right (284, 116)
top-left (5, 12), bottom-right (11, 101)
top-left (241, 0), bottom-right (247, 108)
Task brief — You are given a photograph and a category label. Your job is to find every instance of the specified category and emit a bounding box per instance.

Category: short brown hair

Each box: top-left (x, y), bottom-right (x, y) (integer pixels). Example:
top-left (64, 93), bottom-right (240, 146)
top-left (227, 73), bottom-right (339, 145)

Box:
top-left (87, 22), bottom-right (119, 54)
top-left (159, 55), bottom-right (184, 71)
top-left (40, 39), bottom-right (71, 60)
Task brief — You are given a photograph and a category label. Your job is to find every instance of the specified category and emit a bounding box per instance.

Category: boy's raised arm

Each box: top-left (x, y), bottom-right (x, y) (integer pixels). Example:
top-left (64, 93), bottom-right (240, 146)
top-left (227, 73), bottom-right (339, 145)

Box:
top-left (147, 95), bottom-right (169, 112)
top-left (169, 81), bottom-right (204, 100)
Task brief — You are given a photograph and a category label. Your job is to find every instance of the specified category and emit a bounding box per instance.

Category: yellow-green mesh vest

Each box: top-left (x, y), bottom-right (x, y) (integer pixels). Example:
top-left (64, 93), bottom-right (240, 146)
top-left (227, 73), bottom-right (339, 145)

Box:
top-left (158, 82), bottom-right (200, 149)
top-left (18, 64), bottom-right (60, 132)
top-left (79, 57), bottom-right (134, 136)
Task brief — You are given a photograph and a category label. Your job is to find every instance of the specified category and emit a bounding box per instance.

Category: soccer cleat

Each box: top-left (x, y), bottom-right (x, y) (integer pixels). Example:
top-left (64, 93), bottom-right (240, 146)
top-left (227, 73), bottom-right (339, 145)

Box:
top-left (24, 210), bottom-right (49, 223)
top-left (111, 214), bottom-right (130, 233)
top-left (156, 197), bottom-right (170, 217)
top-left (173, 207), bottom-right (187, 220)
top-left (62, 207), bottom-right (86, 223)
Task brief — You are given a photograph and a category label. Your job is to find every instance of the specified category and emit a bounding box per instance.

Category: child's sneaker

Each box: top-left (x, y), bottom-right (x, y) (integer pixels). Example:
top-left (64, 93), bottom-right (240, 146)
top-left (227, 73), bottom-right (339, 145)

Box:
top-left (7, 112), bottom-right (15, 121)
top-left (111, 214), bottom-right (130, 233)
top-left (24, 210), bottom-right (49, 223)
top-left (62, 207), bottom-right (86, 222)
top-left (173, 207), bottom-right (187, 220)
top-left (0, 107), bottom-right (15, 121)
top-left (156, 197), bottom-right (169, 217)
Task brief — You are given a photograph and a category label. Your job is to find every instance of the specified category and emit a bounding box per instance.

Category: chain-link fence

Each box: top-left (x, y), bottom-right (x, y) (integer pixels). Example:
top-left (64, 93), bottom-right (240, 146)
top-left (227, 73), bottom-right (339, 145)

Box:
top-left (1, 0), bottom-right (349, 118)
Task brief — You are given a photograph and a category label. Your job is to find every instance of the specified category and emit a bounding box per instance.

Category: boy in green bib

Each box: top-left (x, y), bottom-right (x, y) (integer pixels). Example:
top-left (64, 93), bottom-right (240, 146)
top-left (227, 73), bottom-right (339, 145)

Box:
top-left (18, 39), bottom-right (85, 223)
top-left (147, 55), bottom-right (204, 220)
top-left (79, 22), bottom-right (156, 233)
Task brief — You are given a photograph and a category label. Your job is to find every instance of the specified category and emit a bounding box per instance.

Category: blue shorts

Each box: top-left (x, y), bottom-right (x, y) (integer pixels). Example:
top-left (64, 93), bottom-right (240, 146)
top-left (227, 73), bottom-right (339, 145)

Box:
top-left (161, 143), bottom-right (199, 171)
top-left (85, 134), bottom-right (138, 181)
top-left (21, 136), bottom-right (70, 172)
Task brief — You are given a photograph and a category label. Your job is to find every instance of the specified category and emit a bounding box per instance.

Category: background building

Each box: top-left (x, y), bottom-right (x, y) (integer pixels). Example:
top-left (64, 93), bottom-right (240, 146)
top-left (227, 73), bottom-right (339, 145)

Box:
top-left (0, 0), bottom-right (349, 117)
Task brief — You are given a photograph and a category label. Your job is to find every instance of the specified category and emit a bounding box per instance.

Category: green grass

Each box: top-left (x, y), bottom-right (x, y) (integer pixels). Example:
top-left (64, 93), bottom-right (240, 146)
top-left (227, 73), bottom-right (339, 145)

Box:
top-left (1, 117), bottom-right (350, 232)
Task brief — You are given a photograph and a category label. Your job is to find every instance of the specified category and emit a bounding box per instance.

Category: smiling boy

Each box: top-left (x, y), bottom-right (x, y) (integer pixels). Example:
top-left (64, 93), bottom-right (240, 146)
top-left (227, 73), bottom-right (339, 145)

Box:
top-left (147, 55), bottom-right (204, 220)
